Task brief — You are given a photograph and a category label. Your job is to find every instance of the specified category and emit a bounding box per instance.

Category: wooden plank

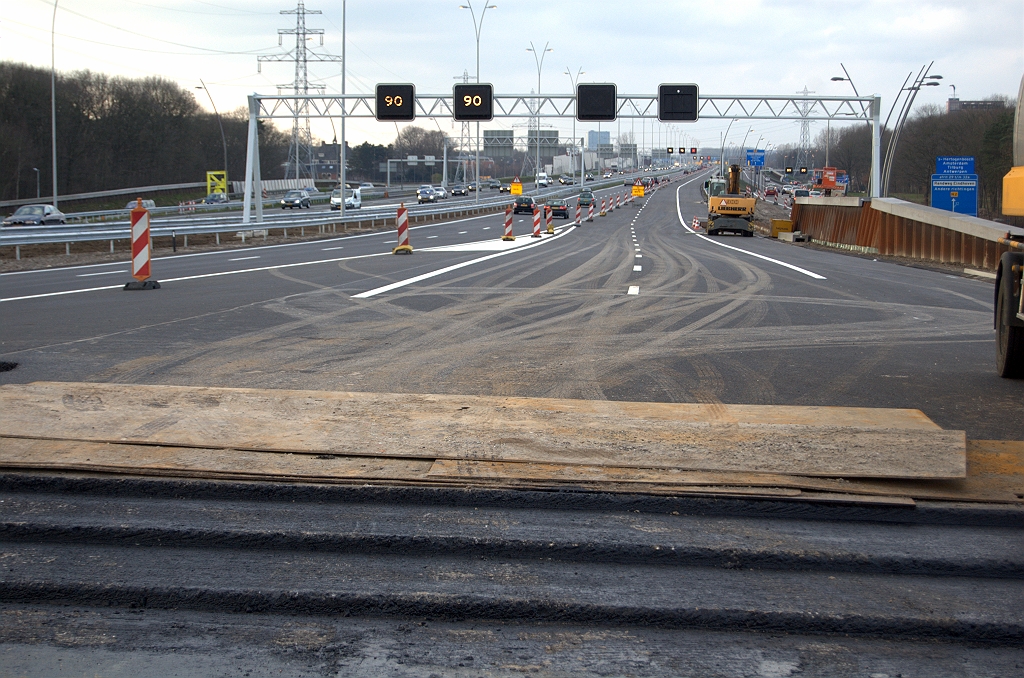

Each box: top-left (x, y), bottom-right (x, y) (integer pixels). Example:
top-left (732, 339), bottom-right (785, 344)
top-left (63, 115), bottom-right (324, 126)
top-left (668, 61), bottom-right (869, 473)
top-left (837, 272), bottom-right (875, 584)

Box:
top-left (0, 382), bottom-right (966, 479)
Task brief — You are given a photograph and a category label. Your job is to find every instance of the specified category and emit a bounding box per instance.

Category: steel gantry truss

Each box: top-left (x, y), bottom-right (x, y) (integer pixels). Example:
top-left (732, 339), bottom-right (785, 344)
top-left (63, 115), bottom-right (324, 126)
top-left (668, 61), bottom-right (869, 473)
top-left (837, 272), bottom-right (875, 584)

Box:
top-left (243, 92), bottom-right (882, 222)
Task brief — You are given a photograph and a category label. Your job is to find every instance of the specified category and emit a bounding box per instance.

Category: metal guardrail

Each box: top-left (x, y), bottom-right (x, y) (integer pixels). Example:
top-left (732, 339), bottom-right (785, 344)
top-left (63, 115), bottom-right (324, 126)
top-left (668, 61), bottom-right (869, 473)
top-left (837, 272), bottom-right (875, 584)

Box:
top-left (1, 176), bottom-right (673, 250)
top-left (0, 182), bottom-right (208, 209)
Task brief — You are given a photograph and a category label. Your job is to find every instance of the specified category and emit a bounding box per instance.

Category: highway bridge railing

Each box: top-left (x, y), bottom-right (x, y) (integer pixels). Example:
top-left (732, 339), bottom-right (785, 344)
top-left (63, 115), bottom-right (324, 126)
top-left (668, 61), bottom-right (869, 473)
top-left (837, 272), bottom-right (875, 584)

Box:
top-left (0, 175), bottom-right (659, 259)
top-left (791, 196), bottom-right (1024, 271)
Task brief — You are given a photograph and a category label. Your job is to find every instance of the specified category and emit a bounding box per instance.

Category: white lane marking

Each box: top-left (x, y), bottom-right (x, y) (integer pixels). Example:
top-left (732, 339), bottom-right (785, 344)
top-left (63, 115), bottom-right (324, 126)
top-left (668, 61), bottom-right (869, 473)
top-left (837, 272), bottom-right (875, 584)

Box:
top-left (353, 226), bottom-right (576, 299)
top-left (635, 254), bottom-right (642, 258)
top-left (482, 226), bottom-right (490, 230)
top-left (427, 235), bottom-right (439, 239)
top-left (0, 252), bottom-right (392, 303)
top-left (633, 265), bottom-right (642, 272)
top-left (76, 270), bottom-right (127, 277)
top-left (458, 231), bottom-right (467, 234)
top-left (229, 256), bottom-right (260, 261)
top-left (322, 246), bottom-right (344, 251)
top-left (627, 286), bottom-right (640, 295)
top-left (673, 178), bottom-right (826, 280)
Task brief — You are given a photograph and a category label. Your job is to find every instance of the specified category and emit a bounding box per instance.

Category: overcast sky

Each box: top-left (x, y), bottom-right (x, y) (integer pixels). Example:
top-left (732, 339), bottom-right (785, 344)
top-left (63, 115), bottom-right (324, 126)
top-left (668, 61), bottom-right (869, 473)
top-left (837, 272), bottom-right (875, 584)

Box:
top-left (3, 0), bottom-right (1022, 151)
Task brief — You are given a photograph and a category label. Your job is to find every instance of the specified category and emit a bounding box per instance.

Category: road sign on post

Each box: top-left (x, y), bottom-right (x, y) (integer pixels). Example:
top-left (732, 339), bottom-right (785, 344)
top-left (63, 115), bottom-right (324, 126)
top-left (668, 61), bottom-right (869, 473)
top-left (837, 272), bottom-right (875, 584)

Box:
top-left (931, 174), bottom-right (978, 216)
top-left (936, 156), bottom-right (975, 175)
top-left (124, 198), bottom-right (159, 290)
top-left (511, 176), bottom-right (522, 196)
top-left (745, 149), bottom-right (765, 167)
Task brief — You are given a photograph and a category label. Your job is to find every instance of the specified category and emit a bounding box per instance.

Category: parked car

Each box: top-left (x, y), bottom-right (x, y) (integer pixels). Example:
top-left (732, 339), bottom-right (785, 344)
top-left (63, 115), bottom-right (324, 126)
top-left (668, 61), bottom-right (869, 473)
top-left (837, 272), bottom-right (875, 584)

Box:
top-left (204, 192), bottom-right (229, 205)
top-left (433, 185), bottom-right (449, 199)
top-left (125, 199), bottom-right (156, 209)
top-left (513, 195), bottom-right (537, 214)
top-left (577, 191), bottom-right (595, 207)
top-left (451, 184), bottom-right (468, 196)
top-left (2, 204), bottom-right (65, 226)
top-left (499, 183), bottom-right (512, 193)
top-left (417, 186), bottom-right (437, 203)
top-left (548, 198), bottom-right (570, 219)
top-left (280, 189), bottom-right (310, 209)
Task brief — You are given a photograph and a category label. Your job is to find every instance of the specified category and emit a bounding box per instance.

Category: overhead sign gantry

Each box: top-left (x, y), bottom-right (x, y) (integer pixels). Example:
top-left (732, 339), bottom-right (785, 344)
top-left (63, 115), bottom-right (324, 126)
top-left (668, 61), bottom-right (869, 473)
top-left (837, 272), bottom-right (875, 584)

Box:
top-left (242, 83), bottom-right (880, 223)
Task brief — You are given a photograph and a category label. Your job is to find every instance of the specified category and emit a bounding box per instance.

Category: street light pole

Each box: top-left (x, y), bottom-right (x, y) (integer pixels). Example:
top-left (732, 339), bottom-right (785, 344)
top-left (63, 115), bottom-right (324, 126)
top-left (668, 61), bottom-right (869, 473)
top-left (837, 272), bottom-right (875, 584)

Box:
top-left (50, 0), bottom-right (59, 208)
top-left (460, 2), bottom-right (496, 204)
top-left (527, 41), bottom-right (552, 190)
top-left (565, 67), bottom-right (583, 186)
top-left (197, 80), bottom-right (229, 179)
top-left (720, 118), bottom-right (736, 175)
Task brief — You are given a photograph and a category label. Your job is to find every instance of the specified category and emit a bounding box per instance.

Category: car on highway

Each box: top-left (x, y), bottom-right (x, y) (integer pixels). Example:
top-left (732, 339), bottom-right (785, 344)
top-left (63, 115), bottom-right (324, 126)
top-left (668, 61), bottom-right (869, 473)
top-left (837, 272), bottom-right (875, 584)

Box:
top-left (204, 192), bottom-right (229, 205)
top-left (2, 204), bottom-right (66, 226)
top-left (536, 173), bottom-right (553, 187)
top-left (124, 199), bottom-right (157, 210)
top-left (484, 179), bottom-right (501, 190)
top-left (548, 198), bottom-right (570, 219)
top-left (302, 186), bottom-right (320, 194)
top-left (558, 174), bottom-right (571, 185)
top-left (499, 182), bottom-right (512, 193)
top-left (330, 188), bottom-right (362, 210)
top-left (793, 189), bottom-right (810, 198)
top-left (602, 171), bottom-right (613, 179)
top-left (451, 184), bottom-right (468, 196)
top-left (585, 173), bottom-right (595, 182)
top-left (417, 186), bottom-right (437, 204)
top-left (467, 182), bottom-right (478, 192)
top-left (764, 187), bottom-right (778, 197)
top-left (358, 182), bottom-right (375, 191)
top-left (512, 195), bottom-right (537, 214)
top-left (280, 189), bottom-right (310, 209)
top-left (433, 185), bottom-right (449, 199)
top-left (577, 191), bottom-right (595, 207)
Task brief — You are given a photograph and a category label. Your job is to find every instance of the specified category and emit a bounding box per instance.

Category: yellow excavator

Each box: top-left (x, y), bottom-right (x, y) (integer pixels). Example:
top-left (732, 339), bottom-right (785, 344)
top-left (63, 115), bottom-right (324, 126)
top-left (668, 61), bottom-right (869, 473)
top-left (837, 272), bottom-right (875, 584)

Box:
top-left (996, 73), bottom-right (1024, 377)
top-left (704, 164), bottom-right (756, 236)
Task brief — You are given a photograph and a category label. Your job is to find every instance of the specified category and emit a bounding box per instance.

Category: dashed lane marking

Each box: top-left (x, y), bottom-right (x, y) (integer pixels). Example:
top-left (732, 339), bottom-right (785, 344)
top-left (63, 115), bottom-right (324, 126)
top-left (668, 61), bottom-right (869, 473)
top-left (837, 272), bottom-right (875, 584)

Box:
top-left (633, 265), bottom-right (642, 272)
top-left (76, 270), bottom-right (127, 277)
top-left (229, 256), bottom-right (260, 261)
top-left (627, 286), bottom-right (640, 295)
top-left (321, 246), bottom-right (344, 251)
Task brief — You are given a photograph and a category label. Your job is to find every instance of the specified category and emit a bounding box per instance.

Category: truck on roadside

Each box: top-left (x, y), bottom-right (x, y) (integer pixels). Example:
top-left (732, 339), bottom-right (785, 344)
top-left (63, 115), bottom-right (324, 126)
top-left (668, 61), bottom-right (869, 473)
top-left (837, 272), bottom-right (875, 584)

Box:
top-left (703, 164), bottom-right (756, 236)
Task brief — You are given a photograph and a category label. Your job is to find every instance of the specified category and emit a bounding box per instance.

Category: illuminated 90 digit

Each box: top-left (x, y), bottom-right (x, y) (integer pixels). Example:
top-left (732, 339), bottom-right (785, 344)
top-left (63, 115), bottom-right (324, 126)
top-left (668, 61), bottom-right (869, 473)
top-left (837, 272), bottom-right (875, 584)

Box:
top-left (463, 95), bottom-right (483, 107)
top-left (385, 95), bottom-right (403, 107)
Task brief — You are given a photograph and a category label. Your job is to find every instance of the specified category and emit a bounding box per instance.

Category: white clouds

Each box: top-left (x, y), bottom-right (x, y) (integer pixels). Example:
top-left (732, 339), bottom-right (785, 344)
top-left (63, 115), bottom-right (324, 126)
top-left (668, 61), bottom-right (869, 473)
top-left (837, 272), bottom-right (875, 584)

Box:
top-left (2, 0), bottom-right (1020, 147)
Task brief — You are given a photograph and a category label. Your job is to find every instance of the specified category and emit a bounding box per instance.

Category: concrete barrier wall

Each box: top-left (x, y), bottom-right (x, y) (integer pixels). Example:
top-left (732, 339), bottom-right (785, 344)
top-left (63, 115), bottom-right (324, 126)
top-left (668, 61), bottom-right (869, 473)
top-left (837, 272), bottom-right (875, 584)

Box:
top-left (792, 197), bottom-right (1024, 270)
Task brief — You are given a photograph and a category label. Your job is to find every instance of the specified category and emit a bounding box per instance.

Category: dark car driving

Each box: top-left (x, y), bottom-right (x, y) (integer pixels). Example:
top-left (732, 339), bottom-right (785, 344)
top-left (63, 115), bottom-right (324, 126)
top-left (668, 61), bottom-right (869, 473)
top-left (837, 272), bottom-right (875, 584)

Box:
top-left (512, 195), bottom-right (537, 214)
top-left (577, 191), bottom-right (595, 207)
top-left (2, 204), bottom-right (66, 226)
top-left (280, 190), bottom-right (310, 209)
top-left (548, 198), bottom-right (570, 219)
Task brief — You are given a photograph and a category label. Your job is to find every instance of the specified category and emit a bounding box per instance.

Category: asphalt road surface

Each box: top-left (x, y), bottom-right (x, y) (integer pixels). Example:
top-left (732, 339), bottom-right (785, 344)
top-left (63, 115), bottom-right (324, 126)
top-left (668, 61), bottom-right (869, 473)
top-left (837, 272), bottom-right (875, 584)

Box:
top-left (1, 170), bottom-right (1020, 439)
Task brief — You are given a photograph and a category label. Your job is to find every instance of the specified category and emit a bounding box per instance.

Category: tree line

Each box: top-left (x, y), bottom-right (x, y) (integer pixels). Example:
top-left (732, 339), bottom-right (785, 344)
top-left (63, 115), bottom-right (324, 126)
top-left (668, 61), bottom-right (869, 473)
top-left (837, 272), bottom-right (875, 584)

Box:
top-left (770, 99), bottom-right (1014, 218)
top-left (0, 62), bottom-right (290, 201)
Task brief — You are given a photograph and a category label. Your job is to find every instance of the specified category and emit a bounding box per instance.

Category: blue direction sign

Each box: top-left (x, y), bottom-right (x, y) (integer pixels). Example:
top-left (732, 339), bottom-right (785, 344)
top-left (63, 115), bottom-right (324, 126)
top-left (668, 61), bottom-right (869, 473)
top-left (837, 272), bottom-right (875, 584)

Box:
top-left (745, 149), bottom-right (765, 167)
top-left (931, 174), bottom-right (978, 217)
top-left (936, 156), bottom-right (975, 175)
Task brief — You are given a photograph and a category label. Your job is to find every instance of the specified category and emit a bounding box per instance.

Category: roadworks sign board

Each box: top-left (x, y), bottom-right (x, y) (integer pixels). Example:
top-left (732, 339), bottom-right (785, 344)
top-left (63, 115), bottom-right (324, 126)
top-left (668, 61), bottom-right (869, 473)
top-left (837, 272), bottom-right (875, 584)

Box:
top-left (511, 177), bottom-right (523, 196)
top-left (632, 180), bottom-right (645, 197)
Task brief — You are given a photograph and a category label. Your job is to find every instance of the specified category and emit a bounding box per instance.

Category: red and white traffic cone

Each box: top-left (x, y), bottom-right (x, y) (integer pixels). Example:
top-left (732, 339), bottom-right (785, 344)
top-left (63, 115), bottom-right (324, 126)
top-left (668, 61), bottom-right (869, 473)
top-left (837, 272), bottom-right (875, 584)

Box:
top-left (125, 198), bottom-right (159, 290)
top-left (501, 205), bottom-right (515, 241)
top-left (545, 205), bottom-right (553, 234)
top-left (532, 206), bottom-right (542, 238)
top-left (587, 202), bottom-right (594, 222)
top-left (575, 202), bottom-right (582, 226)
top-left (502, 205), bottom-right (515, 241)
top-left (599, 197), bottom-right (607, 217)
top-left (393, 203), bottom-right (413, 254)
top-left (692, 217), bottom-right (701, 231)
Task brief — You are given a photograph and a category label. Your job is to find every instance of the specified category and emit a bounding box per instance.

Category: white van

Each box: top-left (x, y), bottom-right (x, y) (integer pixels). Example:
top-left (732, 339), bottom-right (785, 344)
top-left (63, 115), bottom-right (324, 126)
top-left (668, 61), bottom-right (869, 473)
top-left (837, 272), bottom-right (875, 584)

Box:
top-left (536, 173), bottom-right (552, 187)
top-left (331, 187), bottom-right (361, 210)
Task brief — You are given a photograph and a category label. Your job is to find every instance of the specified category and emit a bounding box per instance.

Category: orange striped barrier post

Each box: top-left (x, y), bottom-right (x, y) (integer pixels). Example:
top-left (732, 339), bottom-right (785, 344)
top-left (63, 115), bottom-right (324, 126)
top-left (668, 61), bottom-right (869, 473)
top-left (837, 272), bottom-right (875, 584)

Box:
top-left (587, 201), bottom-right (594, 222)
top-left (617, 194), bottom-right (623, 209)
top-left (532, 206), bottom-right (542, 238)
top-left (124, 198), bottom-right (159, 290)
top-left (502, 205), bottom-right (515, 241)
top-left (599, 197), bottom-right (607, 217)
top-left (393, 203), bottom-right (413, 254)
top-left (574, 201), bottom-right (582, 226)
top-left (545, 205), bottom-right (554, 234)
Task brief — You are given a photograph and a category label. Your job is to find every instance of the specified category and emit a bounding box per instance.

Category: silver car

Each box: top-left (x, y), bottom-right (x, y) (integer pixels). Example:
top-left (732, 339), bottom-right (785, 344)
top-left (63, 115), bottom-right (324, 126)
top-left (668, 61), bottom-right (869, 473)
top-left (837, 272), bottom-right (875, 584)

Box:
top-left (2, 204), bottom-right (66, 226)
top-left (433, 185), bottom-right (449, 199)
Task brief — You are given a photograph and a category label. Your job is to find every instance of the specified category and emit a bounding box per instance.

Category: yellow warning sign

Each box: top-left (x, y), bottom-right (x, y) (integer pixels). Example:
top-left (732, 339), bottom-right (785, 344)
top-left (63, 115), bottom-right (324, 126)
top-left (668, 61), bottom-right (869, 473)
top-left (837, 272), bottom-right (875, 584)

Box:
top-left (511, 177), bottom-right (523, 196)
top-left (632, 180), bottom-right (645, 197)
top-left (206, 170), bottom-right (227, 196)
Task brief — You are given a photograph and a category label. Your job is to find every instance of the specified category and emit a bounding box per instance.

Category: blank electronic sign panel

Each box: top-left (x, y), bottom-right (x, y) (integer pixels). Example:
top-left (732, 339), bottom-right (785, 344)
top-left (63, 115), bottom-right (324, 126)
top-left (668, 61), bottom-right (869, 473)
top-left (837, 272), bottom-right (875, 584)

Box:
top-left (453, 83), bottom-right (493, 121)
top-left (375, 83), bottom-right (415, 121)
top-left (576, 84), bottom-right (617, 122)
top-left (658, 84), bottom-right (699, 122)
